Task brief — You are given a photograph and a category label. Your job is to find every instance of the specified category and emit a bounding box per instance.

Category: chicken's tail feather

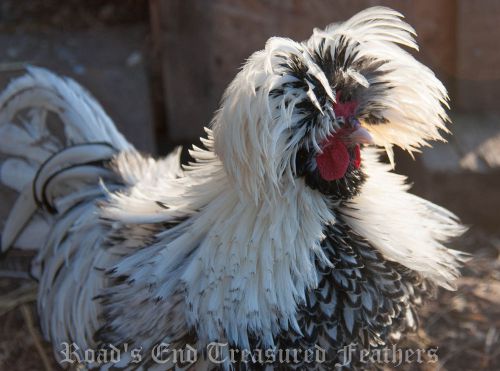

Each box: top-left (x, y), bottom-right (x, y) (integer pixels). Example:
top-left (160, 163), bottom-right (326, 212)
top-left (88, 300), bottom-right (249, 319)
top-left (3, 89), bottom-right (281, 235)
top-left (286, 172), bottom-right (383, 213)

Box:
top-left (0, 67), bottom-right (129, 253)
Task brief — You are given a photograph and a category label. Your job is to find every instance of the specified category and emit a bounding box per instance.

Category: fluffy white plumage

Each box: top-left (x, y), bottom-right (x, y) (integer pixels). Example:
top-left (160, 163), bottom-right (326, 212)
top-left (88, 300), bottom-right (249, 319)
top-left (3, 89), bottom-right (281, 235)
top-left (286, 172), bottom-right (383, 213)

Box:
top-left (341, 148), bottom-right (466, 290)
top-left (0, 7), bottom-right (466, 370)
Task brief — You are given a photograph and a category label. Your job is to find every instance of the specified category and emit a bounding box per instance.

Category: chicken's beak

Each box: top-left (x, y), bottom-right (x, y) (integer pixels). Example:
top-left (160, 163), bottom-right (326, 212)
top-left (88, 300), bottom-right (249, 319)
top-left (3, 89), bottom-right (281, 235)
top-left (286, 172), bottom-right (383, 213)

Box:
top-left (350, 120), bottom-right (374, 145)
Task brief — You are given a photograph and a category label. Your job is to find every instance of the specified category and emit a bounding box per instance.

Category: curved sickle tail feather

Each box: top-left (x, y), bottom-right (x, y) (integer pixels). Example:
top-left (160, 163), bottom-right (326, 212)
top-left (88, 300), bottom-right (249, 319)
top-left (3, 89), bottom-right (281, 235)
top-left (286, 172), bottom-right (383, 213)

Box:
top-left (0, 67), bottom-right (187, 361)
top-left (0, 67), bottom-right (130, 255)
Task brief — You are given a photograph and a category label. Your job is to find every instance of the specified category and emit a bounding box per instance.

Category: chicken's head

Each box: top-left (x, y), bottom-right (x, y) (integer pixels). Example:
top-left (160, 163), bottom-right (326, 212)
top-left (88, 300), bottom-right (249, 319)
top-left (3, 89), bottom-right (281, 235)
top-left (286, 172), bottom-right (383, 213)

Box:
top-left (212, 7), bottom-right (449, 202)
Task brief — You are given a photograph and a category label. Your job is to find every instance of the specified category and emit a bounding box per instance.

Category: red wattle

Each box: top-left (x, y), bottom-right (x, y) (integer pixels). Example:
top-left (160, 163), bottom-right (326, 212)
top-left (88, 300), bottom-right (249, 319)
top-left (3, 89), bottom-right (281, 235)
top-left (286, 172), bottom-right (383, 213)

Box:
top-left (353, 145), bottom-right (361, 169)
top-left (316, 136), bottom-right (350, 181)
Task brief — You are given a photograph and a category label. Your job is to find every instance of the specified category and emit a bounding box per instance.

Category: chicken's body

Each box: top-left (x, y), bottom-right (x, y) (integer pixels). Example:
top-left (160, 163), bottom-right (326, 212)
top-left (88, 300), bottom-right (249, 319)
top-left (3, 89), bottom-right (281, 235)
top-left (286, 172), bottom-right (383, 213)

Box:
top-left (0, 7), bottom-right (466, 370)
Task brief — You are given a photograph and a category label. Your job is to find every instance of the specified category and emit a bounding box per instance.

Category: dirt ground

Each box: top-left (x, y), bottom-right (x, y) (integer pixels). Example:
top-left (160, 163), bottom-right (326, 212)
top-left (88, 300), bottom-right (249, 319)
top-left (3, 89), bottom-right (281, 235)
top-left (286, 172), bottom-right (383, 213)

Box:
top-left (404, 229), bottom-right (500, 370)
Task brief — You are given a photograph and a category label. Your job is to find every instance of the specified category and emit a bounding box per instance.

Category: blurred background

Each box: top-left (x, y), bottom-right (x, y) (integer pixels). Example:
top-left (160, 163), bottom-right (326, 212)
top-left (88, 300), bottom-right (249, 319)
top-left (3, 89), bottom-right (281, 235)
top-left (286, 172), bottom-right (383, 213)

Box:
top-left (0, 1), bottom-right (498, 370)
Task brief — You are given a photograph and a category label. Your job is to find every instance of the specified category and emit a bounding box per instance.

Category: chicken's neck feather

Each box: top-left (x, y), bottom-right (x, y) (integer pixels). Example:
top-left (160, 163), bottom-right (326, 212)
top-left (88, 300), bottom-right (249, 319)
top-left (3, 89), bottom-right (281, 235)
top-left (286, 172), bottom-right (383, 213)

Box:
top-left (103, 133), bottom-right (337, 349)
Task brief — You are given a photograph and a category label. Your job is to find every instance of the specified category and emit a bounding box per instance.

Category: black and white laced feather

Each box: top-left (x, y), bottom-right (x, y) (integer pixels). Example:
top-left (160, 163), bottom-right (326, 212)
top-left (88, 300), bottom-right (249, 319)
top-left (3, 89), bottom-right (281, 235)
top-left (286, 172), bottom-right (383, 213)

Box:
top-left (0, 7), bottom-right (467, 370)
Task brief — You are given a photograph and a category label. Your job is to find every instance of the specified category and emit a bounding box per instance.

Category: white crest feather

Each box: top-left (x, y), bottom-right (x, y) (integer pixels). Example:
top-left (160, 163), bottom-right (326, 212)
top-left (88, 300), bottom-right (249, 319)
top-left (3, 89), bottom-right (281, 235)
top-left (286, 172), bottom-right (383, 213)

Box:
top-left (309, 6), bottom-right (450, 160)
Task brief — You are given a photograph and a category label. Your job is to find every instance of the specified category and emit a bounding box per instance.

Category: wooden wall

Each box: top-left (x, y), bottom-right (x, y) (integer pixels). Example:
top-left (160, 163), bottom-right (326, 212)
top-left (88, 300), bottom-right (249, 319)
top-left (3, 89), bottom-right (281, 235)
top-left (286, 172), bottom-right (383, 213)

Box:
top-left (149, 0), bottom-right (497, 145)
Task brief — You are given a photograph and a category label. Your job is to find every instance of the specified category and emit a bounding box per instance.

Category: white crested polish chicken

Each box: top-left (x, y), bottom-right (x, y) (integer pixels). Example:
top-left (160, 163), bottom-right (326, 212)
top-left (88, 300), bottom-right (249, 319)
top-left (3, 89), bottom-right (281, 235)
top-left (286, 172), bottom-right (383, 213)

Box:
top-left (0, 7), bottom-right (467, 370)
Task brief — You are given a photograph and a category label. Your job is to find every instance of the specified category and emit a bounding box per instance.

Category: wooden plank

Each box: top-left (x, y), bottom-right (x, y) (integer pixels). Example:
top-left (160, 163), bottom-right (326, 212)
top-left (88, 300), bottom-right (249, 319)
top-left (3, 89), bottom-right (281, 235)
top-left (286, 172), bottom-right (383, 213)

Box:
top-left (456, 0), bottom-right (500, 113)
top-left (152, 0), bottom-right (215, 143)
top-left (154, 0), bottom-right (457, 144)
top-left (148, 0), bottom-right (170, 154)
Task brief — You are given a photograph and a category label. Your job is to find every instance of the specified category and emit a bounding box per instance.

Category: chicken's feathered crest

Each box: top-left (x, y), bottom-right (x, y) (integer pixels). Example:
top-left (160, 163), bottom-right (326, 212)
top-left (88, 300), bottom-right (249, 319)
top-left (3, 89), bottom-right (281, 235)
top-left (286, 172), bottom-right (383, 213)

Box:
top-left (308, 6), bottom-right (450, 164)
top-left (213, 7), bottom-right (450, 206)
